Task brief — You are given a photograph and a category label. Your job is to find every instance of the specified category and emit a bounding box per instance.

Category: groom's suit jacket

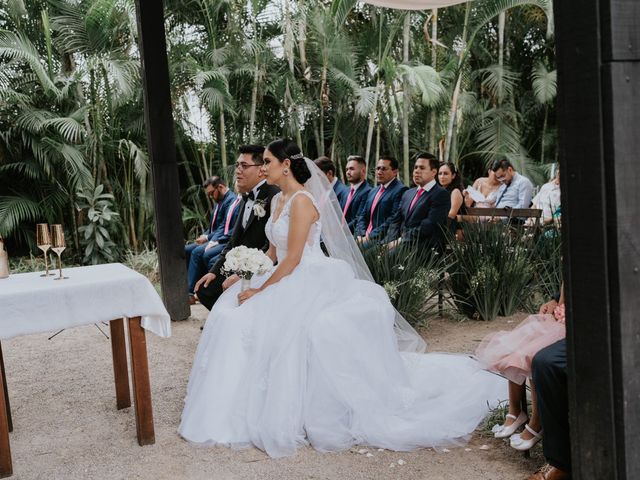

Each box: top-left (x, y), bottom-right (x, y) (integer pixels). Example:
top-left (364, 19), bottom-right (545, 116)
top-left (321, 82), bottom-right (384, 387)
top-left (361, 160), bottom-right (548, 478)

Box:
top-left (209, 182), bottom-right (280, 277)
top-left (386, 183), bottom-right (450, 248)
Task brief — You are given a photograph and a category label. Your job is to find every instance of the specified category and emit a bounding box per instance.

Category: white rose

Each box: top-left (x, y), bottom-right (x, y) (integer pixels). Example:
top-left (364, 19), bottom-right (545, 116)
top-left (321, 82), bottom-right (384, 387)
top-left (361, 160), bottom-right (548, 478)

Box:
top-left (253, 203), bottom-right (266, 218)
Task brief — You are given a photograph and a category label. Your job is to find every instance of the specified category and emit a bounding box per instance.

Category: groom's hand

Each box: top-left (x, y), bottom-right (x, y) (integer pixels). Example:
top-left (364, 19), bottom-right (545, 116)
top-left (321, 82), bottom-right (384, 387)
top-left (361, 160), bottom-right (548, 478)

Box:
top-left (222, 274), bottom-right (240, 290)
top-left (195, 273), bottom-right (216, 292)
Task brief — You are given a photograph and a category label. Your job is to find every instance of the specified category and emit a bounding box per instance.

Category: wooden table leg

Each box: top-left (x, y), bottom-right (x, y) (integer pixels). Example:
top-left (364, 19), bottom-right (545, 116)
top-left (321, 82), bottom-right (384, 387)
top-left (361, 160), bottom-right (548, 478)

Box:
top-left (109, 319), bottom-right (131, 410)
top-left (0, 343), bottom-right (12, 478)
top-left (127, 317), bottom-right (155, 445)
top-left (0, 343), bottom-right (11, 433)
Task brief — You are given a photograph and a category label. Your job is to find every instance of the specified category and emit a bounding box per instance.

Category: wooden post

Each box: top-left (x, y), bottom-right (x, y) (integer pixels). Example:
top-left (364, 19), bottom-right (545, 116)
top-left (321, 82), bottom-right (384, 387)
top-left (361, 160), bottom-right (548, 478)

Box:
top-left (555, 0), bottom-right (640, 478)
top-left (0, 343), bottom-right (11, 433)
top-left (127, 317), bottom-right (155, 446)
top-left (109, 319), bottom-right (131, 410)
top-left (134, 0), bottom-right (190, 321)
top-left (0, 343), bottom-right (11, 478)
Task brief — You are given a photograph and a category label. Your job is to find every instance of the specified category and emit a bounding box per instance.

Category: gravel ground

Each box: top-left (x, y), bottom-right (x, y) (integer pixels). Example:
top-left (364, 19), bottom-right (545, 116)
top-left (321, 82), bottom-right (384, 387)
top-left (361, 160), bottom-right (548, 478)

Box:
top-left (2, 306), bottom-right (544, 479)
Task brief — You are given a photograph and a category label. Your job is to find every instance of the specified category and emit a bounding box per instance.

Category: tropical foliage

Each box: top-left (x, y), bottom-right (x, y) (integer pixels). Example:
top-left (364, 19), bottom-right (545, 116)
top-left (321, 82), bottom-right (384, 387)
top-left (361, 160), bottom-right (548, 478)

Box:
top-left (1, 0), bottom-right (557, 265)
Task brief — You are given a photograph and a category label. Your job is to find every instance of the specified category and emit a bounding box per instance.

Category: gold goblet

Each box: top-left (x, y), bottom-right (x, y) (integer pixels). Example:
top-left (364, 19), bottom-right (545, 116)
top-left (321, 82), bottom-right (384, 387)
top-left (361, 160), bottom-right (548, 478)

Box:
top-left (50, 224), bottom-right (69, 280)
top-left (36, 223), bottom-right (55, 277)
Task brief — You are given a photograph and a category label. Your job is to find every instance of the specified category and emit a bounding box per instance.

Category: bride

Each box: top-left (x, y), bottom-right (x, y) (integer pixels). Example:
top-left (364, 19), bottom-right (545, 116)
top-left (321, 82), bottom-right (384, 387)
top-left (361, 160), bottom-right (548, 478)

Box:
top-left (179, 138), bottom-right (505, 458)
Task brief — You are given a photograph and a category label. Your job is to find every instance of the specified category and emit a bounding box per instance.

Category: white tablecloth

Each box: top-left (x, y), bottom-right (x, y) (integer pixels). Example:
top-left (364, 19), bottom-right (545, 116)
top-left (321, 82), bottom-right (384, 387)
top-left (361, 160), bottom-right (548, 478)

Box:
top-left (0, 263), bottom-right (171, 340)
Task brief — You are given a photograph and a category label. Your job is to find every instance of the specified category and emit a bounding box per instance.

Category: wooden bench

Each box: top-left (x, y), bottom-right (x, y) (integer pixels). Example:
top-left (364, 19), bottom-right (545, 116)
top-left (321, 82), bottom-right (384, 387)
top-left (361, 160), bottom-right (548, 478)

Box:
top-left (458, 207), bottom-right (543, 225)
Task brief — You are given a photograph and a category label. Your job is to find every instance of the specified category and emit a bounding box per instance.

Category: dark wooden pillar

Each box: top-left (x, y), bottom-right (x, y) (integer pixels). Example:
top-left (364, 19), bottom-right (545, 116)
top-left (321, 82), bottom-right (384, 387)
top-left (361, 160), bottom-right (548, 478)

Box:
top-left (555, 0), bottom-right (640, 478)
top-left (134, 0), bottom-right (190, 321)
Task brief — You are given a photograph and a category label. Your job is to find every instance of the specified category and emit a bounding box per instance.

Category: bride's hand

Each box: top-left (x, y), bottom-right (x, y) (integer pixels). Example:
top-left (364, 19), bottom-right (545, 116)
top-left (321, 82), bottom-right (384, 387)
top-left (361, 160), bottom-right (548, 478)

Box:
top-left (238, 288), bottom-right (260, 304)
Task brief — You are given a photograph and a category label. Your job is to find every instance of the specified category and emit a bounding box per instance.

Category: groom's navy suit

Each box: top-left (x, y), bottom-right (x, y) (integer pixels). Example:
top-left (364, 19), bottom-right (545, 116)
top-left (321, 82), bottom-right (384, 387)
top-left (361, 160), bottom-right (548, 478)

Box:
top-left (355, 178), bottom-right (407, 241)
top-left (196, 182), bottom-right (280, 310)
top-left (386, 183), bottom-right (450, 249)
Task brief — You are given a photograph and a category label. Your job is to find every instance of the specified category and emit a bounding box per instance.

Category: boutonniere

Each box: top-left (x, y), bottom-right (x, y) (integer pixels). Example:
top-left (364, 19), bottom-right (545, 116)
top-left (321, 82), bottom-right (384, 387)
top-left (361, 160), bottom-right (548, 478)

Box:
top-left (252, 199), bottom-right (267, 218)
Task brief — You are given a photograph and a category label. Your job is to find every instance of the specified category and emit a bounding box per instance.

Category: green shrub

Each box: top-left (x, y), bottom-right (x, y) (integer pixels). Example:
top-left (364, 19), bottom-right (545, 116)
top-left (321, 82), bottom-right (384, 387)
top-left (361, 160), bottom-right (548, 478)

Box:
top-left (360, 240), bottom-right (446, 326)
top-left (447, 222), bottom-right (538, 321)
top-left (124, 247), bottom-right (160, 285)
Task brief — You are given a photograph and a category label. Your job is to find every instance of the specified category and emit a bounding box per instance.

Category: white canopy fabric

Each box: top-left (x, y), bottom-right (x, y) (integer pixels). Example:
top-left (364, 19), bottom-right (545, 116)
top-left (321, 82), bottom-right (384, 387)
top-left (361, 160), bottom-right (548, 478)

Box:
top-left (360, 0), bottom-right (469, 10)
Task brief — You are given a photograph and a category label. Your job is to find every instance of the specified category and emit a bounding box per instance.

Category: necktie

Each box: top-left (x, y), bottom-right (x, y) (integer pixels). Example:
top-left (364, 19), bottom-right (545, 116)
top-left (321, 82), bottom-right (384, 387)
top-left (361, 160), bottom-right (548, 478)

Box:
top-left (408, 188), bottom-right (425, 214)
top-left (209, 203), bottom-right (220, 231)
top-left (496, 182), bottom-right (510, 207)
top-left (342, 187), bottom-right (356, 217)
top-left (366, 185), bottom-right (386, 236)
top-left (224, 197), bottom-right (241, 235)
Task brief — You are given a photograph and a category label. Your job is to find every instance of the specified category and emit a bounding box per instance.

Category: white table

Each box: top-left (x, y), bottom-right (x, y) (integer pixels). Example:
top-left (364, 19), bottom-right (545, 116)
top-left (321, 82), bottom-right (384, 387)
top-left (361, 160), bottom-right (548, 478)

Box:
top-left (0, 263), bottom-right (171, 478)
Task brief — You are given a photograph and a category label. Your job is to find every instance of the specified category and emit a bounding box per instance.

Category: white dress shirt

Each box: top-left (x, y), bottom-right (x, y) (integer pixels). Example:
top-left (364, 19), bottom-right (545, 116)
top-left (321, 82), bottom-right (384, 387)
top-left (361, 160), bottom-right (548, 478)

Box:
top-left (495, 172), bottom-right (534, 209)
top-left (242, 180), bottom-right (266, 228)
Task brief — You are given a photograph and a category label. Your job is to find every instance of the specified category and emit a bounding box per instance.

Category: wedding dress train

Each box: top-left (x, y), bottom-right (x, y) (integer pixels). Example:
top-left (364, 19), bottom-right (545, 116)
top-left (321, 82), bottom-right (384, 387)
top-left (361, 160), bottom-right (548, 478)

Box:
top-left (179, 190), bottom-right (505, 458)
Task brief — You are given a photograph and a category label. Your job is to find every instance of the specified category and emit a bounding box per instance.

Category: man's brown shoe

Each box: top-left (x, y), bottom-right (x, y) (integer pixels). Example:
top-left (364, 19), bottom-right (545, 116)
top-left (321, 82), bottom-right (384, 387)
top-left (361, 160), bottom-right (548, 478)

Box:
top-left (189, 295), bottom-right (197, 306)
top-left (526, 465), bottom-right (570, 480)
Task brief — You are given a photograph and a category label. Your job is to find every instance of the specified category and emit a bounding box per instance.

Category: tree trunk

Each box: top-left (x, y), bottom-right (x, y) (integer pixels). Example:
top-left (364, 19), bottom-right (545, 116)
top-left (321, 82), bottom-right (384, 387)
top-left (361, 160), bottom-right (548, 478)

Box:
top-left (429, 8), bottom-right (438, 152)
top-left (444, 3), bottom-right (471, 163)
top-left (402, 12), bottom-right (411, 185)
top-left (365, 84), bottom-right (380, 170)
top-left (219, 111), bottom-right (228, 169)
top-left (498, 12), bottom-right (506, 69)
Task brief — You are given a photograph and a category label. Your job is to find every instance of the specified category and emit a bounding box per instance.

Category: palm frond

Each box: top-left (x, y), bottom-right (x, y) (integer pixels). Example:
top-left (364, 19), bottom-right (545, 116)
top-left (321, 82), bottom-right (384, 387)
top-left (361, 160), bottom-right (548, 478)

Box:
top-left (0, 31), bottom-right (59, 94)
top-left (0, 195), bottom-right (42, 237)
top-left (531, 62), bottom-right (557, 104)
top-left (399, 63), bottom-right (445, 107)
top-left (45, 116), bottom-right (86, 143)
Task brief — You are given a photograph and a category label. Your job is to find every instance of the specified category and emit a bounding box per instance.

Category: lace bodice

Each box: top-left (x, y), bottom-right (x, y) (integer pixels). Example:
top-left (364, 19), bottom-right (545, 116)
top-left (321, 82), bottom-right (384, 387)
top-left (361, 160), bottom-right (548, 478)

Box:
top-left (265, 190), bottom-right (323, 262)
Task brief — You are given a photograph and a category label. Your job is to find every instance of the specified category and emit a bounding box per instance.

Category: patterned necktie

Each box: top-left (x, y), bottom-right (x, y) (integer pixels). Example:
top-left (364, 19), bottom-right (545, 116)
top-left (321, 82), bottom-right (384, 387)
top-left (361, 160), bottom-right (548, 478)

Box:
top-left (408, 188), bottom-right (425, 214)
top-left (366, 185), bottom-right (386, 236)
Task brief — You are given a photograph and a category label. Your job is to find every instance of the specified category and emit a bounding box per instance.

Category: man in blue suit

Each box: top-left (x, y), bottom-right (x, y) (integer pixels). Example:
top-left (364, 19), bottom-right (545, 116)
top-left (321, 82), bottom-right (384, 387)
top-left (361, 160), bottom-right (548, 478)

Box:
top-left (342, 155), bottom-right (372, 233)
top-left (385, 153), bottom-right (450, 250)
top-left (185, 177), bottom-right (238, 303)
top-left (356, 156), bottom-right (408, 243)
top-left (314, 156), bottom-right (350, 208)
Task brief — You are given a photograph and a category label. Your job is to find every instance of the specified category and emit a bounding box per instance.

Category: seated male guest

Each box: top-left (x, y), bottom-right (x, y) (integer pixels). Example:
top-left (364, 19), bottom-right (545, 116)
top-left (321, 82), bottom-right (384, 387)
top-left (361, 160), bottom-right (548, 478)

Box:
top-left (385, 153), bottom-right (450, 250)
top-left (342, 155), bottom-right (372, 232)
top-left (528, 339), bottom-right (571, 480)
top-left (185, 176), bottom-right (235, 302)
top-left (314, 156), bottom-right (350, 208)
top-left (195, 144), bottom-right (279, 311)
top-left (356, 156), bottom-right (408, 243)
top-left (492, 158), bottom-right (534, 209)
top-left (187, 184), bottom-right (242, 301)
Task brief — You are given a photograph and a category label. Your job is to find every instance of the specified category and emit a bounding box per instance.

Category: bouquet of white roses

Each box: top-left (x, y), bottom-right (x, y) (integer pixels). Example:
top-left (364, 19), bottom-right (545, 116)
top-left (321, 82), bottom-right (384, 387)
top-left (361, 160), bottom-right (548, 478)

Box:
top-left (222, 246), bottom-right (273, 280)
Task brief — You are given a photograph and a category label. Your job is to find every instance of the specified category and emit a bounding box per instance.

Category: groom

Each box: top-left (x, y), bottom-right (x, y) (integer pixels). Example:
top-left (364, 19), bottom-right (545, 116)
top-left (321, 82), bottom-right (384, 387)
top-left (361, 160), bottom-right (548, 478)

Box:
top-left (194, 145), bottom-right (279, 310)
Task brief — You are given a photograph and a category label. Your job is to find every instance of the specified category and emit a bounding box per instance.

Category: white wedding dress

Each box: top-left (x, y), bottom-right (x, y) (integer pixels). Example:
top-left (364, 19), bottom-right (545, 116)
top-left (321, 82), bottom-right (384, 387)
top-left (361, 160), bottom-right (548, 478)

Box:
top-left (179, 190), bottom-right (505, 458)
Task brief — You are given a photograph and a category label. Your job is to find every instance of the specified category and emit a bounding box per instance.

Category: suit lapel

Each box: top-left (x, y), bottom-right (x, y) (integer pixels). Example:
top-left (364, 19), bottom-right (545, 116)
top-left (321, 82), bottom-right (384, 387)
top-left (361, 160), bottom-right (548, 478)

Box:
top-left (407, 188), bottom-right (430, 219)
top-left (243, 184), bottom-right (268, 232)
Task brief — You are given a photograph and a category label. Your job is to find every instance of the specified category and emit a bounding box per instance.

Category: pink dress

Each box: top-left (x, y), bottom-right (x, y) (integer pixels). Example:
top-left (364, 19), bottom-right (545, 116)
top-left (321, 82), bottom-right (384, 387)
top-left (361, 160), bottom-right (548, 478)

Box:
top-left (475, 305), bottom-right (566, 385)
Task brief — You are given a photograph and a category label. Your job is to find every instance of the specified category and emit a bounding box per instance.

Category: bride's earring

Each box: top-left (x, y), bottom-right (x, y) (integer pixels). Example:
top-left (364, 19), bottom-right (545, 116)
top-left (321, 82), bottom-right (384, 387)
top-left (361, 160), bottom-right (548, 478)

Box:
top-left (283, 168), bottom-right (290, 175)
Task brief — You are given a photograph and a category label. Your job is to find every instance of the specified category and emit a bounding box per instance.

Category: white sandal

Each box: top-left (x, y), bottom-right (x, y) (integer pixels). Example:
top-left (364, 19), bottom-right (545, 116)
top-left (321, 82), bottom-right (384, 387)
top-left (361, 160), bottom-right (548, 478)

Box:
top-left (510, 424), bottom-right (543, 450)
top-left (493, 411), bottom-right (528, 438)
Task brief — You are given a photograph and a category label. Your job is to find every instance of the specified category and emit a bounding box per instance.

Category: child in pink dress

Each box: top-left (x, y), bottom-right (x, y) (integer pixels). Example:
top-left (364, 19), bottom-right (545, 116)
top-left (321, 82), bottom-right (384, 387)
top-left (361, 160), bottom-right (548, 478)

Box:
top-left (475, 295), bottom-right (565, 451)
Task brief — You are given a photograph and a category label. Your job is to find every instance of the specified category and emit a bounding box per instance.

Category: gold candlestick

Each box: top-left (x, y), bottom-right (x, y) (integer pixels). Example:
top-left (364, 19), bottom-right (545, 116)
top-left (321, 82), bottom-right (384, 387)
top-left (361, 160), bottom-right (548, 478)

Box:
top-left (50, 224), bottom-right (69, 280)
top-left (36, 223), bottom-right (55, 277)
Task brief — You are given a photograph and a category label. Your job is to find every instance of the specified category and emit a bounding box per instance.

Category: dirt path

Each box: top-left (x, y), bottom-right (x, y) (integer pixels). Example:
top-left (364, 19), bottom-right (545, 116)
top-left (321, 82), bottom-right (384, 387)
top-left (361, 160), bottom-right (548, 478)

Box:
top-left (2, 306), bottom-right (544, 479)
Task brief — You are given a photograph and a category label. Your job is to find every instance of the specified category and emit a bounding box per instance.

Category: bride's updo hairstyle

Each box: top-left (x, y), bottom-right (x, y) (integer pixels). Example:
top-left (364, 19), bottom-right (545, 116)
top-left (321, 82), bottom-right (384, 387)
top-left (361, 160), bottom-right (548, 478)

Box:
top-left (267, 138), bottom-right (312, 184)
